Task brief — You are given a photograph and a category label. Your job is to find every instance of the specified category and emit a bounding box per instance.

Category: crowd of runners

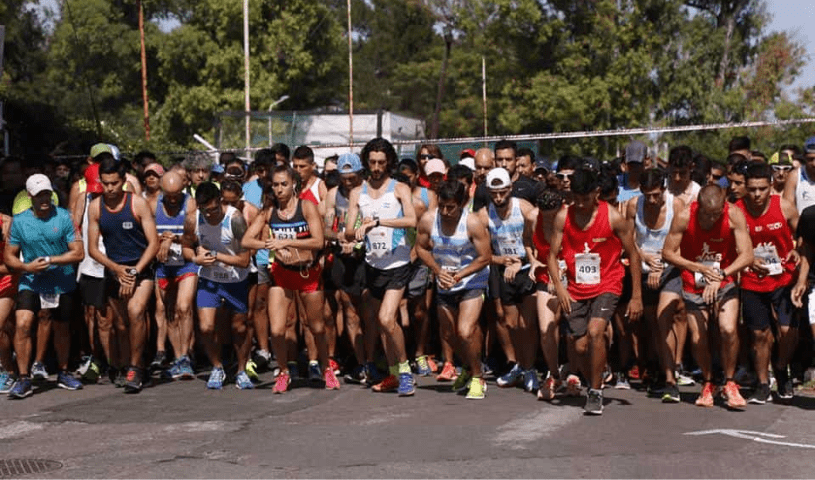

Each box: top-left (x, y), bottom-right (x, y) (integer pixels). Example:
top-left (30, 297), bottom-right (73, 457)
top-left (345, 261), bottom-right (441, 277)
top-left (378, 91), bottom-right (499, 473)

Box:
top-left (2, 135), bottom-right (815, 416)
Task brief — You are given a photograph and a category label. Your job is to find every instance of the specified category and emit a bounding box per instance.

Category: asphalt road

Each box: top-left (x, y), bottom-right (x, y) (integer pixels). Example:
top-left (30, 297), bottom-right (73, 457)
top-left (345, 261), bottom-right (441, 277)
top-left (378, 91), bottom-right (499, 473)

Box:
top-left (2, 370), bottom-right (815, 478)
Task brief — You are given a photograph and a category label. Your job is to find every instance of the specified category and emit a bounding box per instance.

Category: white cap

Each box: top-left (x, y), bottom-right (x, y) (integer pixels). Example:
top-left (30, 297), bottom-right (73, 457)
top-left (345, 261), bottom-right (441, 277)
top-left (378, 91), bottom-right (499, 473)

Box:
top-left (26, 174), bottom-right (53, 196)
top-left (486, 167), bottom-right (512, 190)
top-left (425, 158), bottom-right (447, 176)
top-left (459, 157), bottom-right (476, 171)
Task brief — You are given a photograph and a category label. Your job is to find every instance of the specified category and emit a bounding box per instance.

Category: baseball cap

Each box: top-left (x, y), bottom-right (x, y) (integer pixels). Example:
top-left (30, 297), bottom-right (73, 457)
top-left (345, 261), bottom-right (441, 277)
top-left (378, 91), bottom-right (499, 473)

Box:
top-left (144, 163), bottom-right (166, 177)
top-left (26, 173), bottom-right (53, 196)
top-left (460, 148), bottom-right (476, 159)
top-left (337, 153), bottom-right (362, 173)
top-left (625, 141), bottom-right (646, 164)
top-left (211, 163), bottom-right (224, 174)
top-left (90, 143), bottom-right (113, 159)
top-left (459, 157), bottom-right (476, 171)
top-left (805, 136), bottom-right (815, 154)
top-left (84, 163), bottom-right (103, 194)
top-left (425, 158), bottom-right (447, 176)
top-left (486, 167), bottom-right (512, 190)
top-left (534, 158), bottom-right (550, 173)
top-left (109, 144), bottom-right (121, 161)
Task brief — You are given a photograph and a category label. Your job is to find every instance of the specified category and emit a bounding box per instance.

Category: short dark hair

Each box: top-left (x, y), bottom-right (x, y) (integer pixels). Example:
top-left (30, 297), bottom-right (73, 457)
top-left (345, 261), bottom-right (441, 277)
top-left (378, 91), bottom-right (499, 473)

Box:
top-left (134, 151), bottom-right (157, 166)
top-left (640, 168), bottom-right (666, 191)
top-left (668, 146), bottom-right (694, 170)
top-left (323, 170), bottom-right (341, 190)
top-left (494, 139), bottom-right (517, 155)
top-left (447, 164), bottom-right (473, 186)
top-left (744, 161), bottom-right (772, 181)
top-left (557, 154), bottom-right (582, 172)
top-left (535, 187), bottom-right (564, 211)
top-left (219, 151), bottom-right (238, 166)
top-left (598, 172), bottom-right (618, 199)
top-left (398, 158), bottom-right (419, 174)
top-left (98, 154), bottom-right (125, 178)
top-left (437, 180), bottom-right (467, 205)
top-left (254, 149), bottom-right (275, 172)
top-left (570, 167), bottom-right (599, 195)
top-left (195, 181), bottom-right (221, 206)
top-left (270, 143), bottom-right (291, 162)
top-left (516, 147), bottom-right (535, 160)
top-left (726, 153), bottom-right (748, 167)
top-left (292, 145), bottom-right (315, 163)
top-left (779, 144), bottom-right (802, 155)
top-left (361, 137), bottom-right (398, 173)
top-left (729, 136), bottom-right (751, 153)
top-left (220, 179), bottom-right (243, 196)
top-left (692, 154), bottom-right (712, 186)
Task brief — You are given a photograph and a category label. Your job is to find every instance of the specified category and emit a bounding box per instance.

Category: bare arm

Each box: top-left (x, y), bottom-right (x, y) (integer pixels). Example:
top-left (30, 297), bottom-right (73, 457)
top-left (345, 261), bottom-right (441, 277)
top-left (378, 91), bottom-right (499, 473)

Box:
top-left (414, 211), bottom-right (438, 274)
top-left (783, 167), bottom-right (798, 208)
top-left (459, 211), bottom-right (492, 279)
top-left (241, 208), bottom-right (271, 252)
top-left (132, 195), bottom-right (160, 273)
top-left (725, 206), bottom-right (754, 277)
top-left (611, 205), bottom-right (642, 320)
top-left (344, 187), bottom-right (362, 242)
top-left (547, 208), bottom-right (572, 312)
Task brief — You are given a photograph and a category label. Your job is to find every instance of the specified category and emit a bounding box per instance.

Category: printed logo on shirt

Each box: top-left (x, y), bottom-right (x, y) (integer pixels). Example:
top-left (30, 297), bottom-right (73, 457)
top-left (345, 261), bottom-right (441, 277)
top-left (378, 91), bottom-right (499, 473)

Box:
top-left (123, 222), bottom-right (134, 230)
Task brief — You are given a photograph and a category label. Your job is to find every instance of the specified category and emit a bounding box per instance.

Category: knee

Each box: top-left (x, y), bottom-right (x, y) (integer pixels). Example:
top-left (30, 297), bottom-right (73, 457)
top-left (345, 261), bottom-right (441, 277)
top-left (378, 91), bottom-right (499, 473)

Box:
top-left (574, 337), bottom-right (589, 355)
top-left (176, 303), bottom-right (193, 320)
top-left (719, 322), bottom-right (738, 340)
top-left (199, 322), bottom-right (216, 336)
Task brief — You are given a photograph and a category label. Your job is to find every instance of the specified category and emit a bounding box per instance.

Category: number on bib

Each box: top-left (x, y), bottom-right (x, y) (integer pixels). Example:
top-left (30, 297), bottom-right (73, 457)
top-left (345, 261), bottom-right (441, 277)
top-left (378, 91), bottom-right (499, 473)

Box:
top-left (574, 253), bottom-right (601, 285)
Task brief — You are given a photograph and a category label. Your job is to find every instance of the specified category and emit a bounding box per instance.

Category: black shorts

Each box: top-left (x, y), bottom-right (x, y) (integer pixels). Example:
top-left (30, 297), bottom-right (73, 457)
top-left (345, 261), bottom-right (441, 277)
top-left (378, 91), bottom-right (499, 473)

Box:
top-left (247, 271), bottom-right (259, 287)
top-left (437, 288), bottom-right (484, 311)
top-left (79, 275), bottom-right (106, 309)
top-left (566, 293), bottom-right (619, 338)
top-left (742, 286), bottom-right (798, 330)
top-left (488, 265), bottom-right (536, 305)
top-left (16, 289), bottom-right (74, 322)
top-left (642, 266), bottom-right (682, 305)
top-left (682, 282), bottom-right (738, 311)
top-left (406, 262), bottom-right (431, 299)
top-left (105, 261), bottom-right (155, 300)
top-left (332, 254), bottom-right (366, 297)
top-left (365, 263), bottom-right (412, 301)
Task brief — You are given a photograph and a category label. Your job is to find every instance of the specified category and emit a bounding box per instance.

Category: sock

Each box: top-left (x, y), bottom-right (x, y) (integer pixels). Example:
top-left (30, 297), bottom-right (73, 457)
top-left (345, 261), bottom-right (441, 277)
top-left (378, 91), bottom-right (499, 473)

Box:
top-left (398, 361), bottom-right (411, 375)
top-left (389, 364), bottom-right (399, 377)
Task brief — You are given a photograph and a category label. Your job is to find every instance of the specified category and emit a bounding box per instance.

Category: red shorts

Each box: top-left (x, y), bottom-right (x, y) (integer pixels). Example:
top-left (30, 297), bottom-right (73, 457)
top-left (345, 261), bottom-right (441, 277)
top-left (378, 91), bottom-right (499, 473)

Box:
top-left (0, 274), bottom-right (18, 298)
top-left (157, 272), bottom-right (197, 290)
top-left (270, 262), bottom-right (322, 294)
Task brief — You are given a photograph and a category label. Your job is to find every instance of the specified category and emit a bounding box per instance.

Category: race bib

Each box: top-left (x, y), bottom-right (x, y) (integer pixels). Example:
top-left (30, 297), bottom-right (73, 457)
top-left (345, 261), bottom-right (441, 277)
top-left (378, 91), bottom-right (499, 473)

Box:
top-left (575, 253), bottom-right (601, 285)
top-left (367, 229), bottom-right (390, 258)
top-left (558, 259), bottom-right (568, 287)
top-left (165, 243), bottom-right (185, 267)
top-left (694, 261), bottom-right (719, 289)
top-left (40, 293), bottom-right (59, 309)
top-left (754, 244), bottom-right (782, 276)
top-left (497, 235), bottom-right (522, 257)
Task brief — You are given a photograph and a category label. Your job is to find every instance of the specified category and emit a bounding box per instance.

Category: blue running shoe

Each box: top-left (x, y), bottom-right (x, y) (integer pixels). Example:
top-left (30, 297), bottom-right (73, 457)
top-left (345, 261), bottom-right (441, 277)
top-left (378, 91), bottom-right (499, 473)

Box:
top-left (0, 371), bottom-right (13, 393)
top-left (308, 361), bottom-right (322, 383)
top-left (8, 377), bottom-right (32, 399)
top-left (523, 369), bottom-right (540, 393)
top-left (31, 361), bottom-right (49, 381)
top-left (364, 362), bottom-right (383, 387)
top-left (397, 372), bottom-right (415, 396)
top-left (497, 363), bottom-right (524, 388)
top-left (57, 371), bottom-right (83, 391)
top-left (207, 367), bottom-right (225, 389)
top-left (164, 359), bottom-right (182, 380)
top-left (415, 356), bottom-right (432, 376)
top-left (235, 371), bottom-right (254, 390)
top-left (178, 356), bottom-right (195, 380)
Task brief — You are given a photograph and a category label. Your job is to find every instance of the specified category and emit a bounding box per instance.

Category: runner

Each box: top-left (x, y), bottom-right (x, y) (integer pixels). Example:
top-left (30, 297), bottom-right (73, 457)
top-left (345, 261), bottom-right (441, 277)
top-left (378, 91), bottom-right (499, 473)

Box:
top-left (344, 137), bottom-right (418, 396)
top-left (734, 163), bottom-right (799, 403)
top-left (783, 136), bottom-right (815, 214)
top-left (88, 155), bottom-right (159, 393)
top-left (183, 181), bottom-right (253, 390)
top-left (150, 171), bottom-right (198, 380)
top-left (0, 212), bottom-right (17, 393)
top-left (415, 180), bottom-right (492, 399)
top-left (243, 165), bottom-right (340, 393)
top-left (4, 174), bottom-right (84, 398)
top-left (548, 166), bottom-right (643, 415)
top-left (662, 185), bottom-right (754, 408)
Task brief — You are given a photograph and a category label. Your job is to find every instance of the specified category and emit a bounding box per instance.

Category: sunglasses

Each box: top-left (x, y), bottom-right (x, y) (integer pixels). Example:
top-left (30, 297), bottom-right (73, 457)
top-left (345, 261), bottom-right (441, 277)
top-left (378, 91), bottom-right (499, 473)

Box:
top-left (556, 172), bottom-right (573, 180)
top-left (772, 165), bottom-right (792, 172)
top-left (418, 154), bottom-right (433, 160)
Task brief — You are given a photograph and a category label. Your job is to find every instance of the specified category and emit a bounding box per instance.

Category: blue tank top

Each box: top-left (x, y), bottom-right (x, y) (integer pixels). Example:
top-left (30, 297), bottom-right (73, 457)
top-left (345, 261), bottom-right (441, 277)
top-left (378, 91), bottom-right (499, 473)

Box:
top-left (100, 193), bottom-right (148, 264)
top-left (487, 198), bottom-right (527, 262)
top-left (634, 192), bottom-right (674, 273)
top-left (430, 209), bottom-right (488, 293)
top-left (155, 193), bottom-right (188, 266)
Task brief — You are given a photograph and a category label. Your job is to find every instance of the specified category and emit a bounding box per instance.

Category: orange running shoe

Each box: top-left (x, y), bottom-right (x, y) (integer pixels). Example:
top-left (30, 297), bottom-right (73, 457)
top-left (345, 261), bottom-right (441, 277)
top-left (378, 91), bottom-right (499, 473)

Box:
top-left (537, 375), bottom-right (561, 401)
top-left (273, 372), bottom-right (291, 394)
top-left (722, 380), bottom-right (746, 408)
top-left (695, 382), bottom-right (715, 407)
top-left (436, 362), bottom-right (458, 382)
top-left (372, 374), bottom-right (399, 392)
top-left (324, 368), bottom-right (340, 390)
top-left (328, 358), bottom-right (341, 376)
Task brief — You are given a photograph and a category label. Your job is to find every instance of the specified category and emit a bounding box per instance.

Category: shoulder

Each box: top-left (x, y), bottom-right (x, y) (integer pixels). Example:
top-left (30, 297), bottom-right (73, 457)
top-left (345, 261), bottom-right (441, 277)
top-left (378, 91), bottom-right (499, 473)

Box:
top-left (417, 209), bottom-right (435, 232)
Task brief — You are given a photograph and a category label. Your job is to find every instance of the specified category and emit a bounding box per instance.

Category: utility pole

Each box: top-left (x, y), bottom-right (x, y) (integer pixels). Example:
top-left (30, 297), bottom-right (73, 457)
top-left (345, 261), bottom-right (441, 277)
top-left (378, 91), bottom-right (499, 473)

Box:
top-left (431, 27), bottom-right (453, 139)
top-left (0, 25), bottom-right (6, 155)
top-left (243, 0), bottom-right (251, 159)
top-left (137, 0), bottom-right (150, 141)
top-left (347, 0), bottom-right (354, 146)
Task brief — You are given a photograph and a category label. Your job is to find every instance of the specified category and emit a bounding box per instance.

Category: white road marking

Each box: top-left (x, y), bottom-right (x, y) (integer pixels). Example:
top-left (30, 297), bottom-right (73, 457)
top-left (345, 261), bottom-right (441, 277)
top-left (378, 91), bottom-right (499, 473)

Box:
top-left (685, 429), bottom-right (815, 449)
top-left (493, 407), bottom-right (581, 450)
top-left (0, 421), bottom-right (45, 439)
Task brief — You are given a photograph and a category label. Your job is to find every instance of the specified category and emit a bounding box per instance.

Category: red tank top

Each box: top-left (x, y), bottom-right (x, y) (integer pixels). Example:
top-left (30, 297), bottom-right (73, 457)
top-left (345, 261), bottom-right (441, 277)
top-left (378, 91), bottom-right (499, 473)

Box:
top-left (679, 201), bottom-right (737, 294)
top-left (561, 201), bottom-right (624, 300)
top-left (533, 210), bottom-right (552, 283)
top-left (735, 195), bottom-right (794, 292)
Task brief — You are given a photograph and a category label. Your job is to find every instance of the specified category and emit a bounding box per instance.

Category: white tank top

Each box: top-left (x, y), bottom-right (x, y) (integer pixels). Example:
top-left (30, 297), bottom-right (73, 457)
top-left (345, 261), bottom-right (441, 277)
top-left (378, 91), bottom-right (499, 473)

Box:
top-left (430, 209), bottom-right (488, 293)
top-left (78, 194), bottom-right (106, 279)
top-left (359, 179), bottom-right (410, 269)
top-left (795, 167), bottom-right (815, 214)
top-left (487, 198), bottom-right (527, 262)
top-left (635, 192), bottom-right (673, 273)
top-left (196, 205), bottom-right (249, 283)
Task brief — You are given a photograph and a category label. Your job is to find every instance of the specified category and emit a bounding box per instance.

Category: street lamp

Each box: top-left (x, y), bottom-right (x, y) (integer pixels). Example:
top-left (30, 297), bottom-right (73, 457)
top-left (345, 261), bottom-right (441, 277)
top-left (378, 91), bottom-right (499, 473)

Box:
top-left (268, 95), bottom-right (290, 146)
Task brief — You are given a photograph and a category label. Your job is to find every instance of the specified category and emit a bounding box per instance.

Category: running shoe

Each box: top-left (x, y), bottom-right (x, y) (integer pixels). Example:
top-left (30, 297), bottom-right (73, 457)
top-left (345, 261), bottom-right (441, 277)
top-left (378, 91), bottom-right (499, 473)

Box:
top-left (675, 370), bottom-right (696, 386)
top-left (661, 384), bottom-right (681, 403)
top-left (614, 372), bottom-right (631, 390)
top-left (364, 362), bottom-right (383, 387)
top-left (584, 388), bottom-right (604, 415)
top-left (273, 371), bottom-right (291, 394)
top-left (150, 351), bottom-right (167, 371)
top-left (57, 371), bottom-right (83, 391)
top-left (627, 365), bottom-right (640, 380)
top-left (324, 367), bottom-right (340, 390)
top-left (235, 370), bottom-right (254, 390)
top-left (777, 378), bottom-right (794, 400)
top-left (415, 355), bottom-right (432, 376)
top-left (747, 383), bottom-right (771, 405)
top-left (372, 375), bottom-right (399, 393)
top-left (397, 372), bottom-right (415, 396)
top-left (427, 356), bottom-right (439, 374)
top-left (436, 362), bottom-right (457, 382)
top-left (8, 377), bottom-right (32, 399)
top-left (523, 369), bottom-right (540, 393)
top-left (497, 363), bottom-right (524, 388)
top-left (722, 380), bottom-right (746, 408)
top-left (452, 368), bottom-right (472, 393)
top-left (164, 359), bottom-right (182, 380)
top-left (565, 374), bottom-right (582, 397)
top-left (537, 374), bottom-right (559, 401)
top-left (82, 358), bottom-right (101, 383)
top-left (113, 369), bottom-right (127, 388)
top-left (344, 365), bottom-right (365, 384)
top-left (308, 362), bottom-right (322, 383)
top-left (124, 367), bottom-right (143, 393)
top-left (602, 368), bottom-right (614, 387)
top-left (206, 367), bottom-right (225, 390)
top-left (178, 356), bottom-right (195, 380)
top-left (31, 361), bottom-right (49, 380)
top-left (0, 371), bottom-right (15, 394)
top-left (329, 358), bottom-right (341, 376)
top-left (253, 349), bottom-right (272, 369)
top-left (287, 361), bottom-right (300, 381)
top-left (734, 365), bottom-right (756, 388)
top-left (245, 360), bottom-right (259, 382)
top-left (466, 377), bottom-right (487, 400)
top-left (77, 355), bottom-right (92, 376)
top-left (695, 382), bottom-right (715, 407)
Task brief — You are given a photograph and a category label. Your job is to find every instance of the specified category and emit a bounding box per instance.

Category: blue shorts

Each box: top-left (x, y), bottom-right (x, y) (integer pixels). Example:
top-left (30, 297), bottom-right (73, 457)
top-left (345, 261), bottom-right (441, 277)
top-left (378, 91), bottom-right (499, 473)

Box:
top-left (196, 277), bottom-right (249, 314)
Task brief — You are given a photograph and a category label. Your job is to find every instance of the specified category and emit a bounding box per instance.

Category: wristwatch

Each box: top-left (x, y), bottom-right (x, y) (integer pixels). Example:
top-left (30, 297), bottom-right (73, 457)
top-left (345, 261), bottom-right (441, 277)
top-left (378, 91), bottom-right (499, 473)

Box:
top-left (374, 218), bottom-right (380, 228)
top-left (717, 267), bottom-right (727, 278)
top-left (44, 256), bottom-right (51, 264)
top-left (127, 268), bottom-right (138, 276)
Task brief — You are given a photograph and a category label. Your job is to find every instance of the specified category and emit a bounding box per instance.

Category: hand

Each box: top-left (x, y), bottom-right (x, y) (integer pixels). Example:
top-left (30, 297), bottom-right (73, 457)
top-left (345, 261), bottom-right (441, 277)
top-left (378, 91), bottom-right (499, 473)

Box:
top-left (113, 264), bottom-right (136, 298)
top-left (750, 258), bottom-right (770, 277)
top-left (702, 281), bottom-right (721, 305)
top-left (26, 257), bottom-right (50, 273)
top-left (555, 288), bottom-right (574, 314)
top-left (647, 270), bottom-right (661, 290)
top-left (338, 238), bottom-right (356, 255)
top-left (266, 238), bottom-right (290, 252)
top-left (156, 237), bottom-right (173, 263)
top-left (791, 280), bottom-right (808, 308)
top-left (437, 270), bottom-right (457, 290)
top-left (160, 231), bottom-right (175, 242)
top-left (356, 218), bottom-right (377, 242)
top-left (699, 264), bottom-right (724, 284)
top-left (503, 257), bottom-right (521, 283)
top-left (194, 246), bottom-right (216, 266)
top-left (528, 259), bottom-right (544, 282)
top-left (785, 249), bottom-right (801, 267)
top-left (626, 296), bottom-right (643, 322)
top-left (276, 248), bottom-right (293, 263)
top-left (642, 252), bottom-right (663, 272)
